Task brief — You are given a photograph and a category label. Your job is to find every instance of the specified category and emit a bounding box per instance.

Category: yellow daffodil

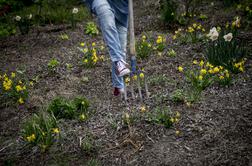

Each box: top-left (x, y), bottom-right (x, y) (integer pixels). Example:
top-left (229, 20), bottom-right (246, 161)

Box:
top-left (208, 69), bottom-right (213, 74)
top-left (16, 85), bottom-right (23, 92)
top-left (174, 118), bottom-right (179, 123)
top-left (239, 67), bottom-right (244, 72)
top-left (124, 77), bottom-right (130, 83)
top-left (148, 43), bottom-right (152, 47)
top-left (29, 81), bottom-right (34, 86)
top-left (140, 105), bottom-right (146, 113)
top-left (26, 134), bottom-right (36, 142)
top-left (213, 67), bottom-right (220, 73)
top-left (139, 73), bottom-right (145, 79)
top-left (84, 59), bottom-right (88, 63)
top-left (80, 42), bottom-right (85, 47)
top-left (198, 75), bottom-right (203, 80)
top-left (200, 69), bottom-right (207, 75)
top-left (172, 35), bottom-right (177, 40)
top-left (79, 114), bottom-right (86, 121)
top-left (188, 26), bottom-right (194, 33)
top-left (225, 72), bottom-right (230, 78)
top-left (170, 118), bottom-right (174, 123)
top-left (133, 75), bottom-right (138, 81)
top-left (158, 52), bottom-right (162, 56)
top-left (219, 75), bottom-right (224, 80)
top-left (178, 66), bottom-right (183, 72)
top-left (11, 72), bottom-right (16, 78)
top-left (175, 112), bottom-right (180, 119)
top-left (142, 35), bottom-right (146, 40)
top-left (199, 60), bottom-right (204, 67)
top-left (193, 60), bottom-right (198, 65)
top-left (83, 48), bottom-right (88, 54)
top-left (52, 128), bottom-right (60, 134)
top-left (92, 42), bottom-right (96, 46)
top-left (3, 79), bottom-right (12, 91)
top-left (18, 97), bottom-right (24, 104)
top-left (175, 130), bottom-right (180, 135)
top-left (193, 23), bottom-right (197, 28)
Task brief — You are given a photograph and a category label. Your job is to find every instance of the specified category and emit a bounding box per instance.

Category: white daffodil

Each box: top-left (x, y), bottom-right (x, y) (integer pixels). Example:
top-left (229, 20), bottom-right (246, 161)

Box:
top-left (72, 8), bottom-right (79, 14)
top-left (28, 14), bottom-right (32, 19)
top-left (15, 16), bottom-right (21, 21)
top-left (207, 27), bottom-right (219, 41)
top-left (223, 33), bottom-right (233, 42)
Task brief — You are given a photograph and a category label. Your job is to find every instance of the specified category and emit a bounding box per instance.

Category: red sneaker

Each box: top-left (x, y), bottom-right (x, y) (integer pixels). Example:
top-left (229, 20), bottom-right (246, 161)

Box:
top-left (113, 87), bottom-right (125, 96)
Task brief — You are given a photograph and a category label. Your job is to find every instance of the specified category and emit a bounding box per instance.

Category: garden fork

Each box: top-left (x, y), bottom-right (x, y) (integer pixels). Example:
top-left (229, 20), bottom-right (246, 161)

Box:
top-left (123, 0), bottom-right (149, 102)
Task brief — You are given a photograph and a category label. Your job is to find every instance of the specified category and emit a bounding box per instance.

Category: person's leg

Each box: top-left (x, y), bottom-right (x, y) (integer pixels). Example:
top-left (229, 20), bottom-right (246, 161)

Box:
top-left (92, 0), bottom-right (124, 62)
top-left (111, 23), bottom-right (128, 90)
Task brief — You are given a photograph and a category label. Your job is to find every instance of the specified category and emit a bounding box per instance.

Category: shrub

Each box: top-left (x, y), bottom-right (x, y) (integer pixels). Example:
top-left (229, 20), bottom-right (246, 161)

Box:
top-left (85, 22), bottom-right (99, 36)
top-left (160, 0), bottom-right (177, 23)
top-left (170, 89), bottom-right (184, 102)
top-left (173, 22), bottom-right (206, 43)
top-left (205, 25), bottom-right (247, 72)
top-left (47, 96), bottom-right (90, 120)
top-left (147, 107), bottom-right (174, 128)
top-left (21, 112), bottom-right (59, 152)
top-left (136, 34), bottom-right (153, 60)
top-left (47, 58), bottom-right (60, 72)
top-left (0, 72), bottom-right (29, 107)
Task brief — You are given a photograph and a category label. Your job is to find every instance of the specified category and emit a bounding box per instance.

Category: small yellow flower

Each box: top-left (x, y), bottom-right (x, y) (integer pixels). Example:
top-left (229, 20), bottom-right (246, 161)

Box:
top-left (148, 43), bottom-right (152, 47)
top-left (198, 75), bottom-right (203, 81)
top-left (83, 48), bottom-right (88, 54)
top-left (193, 23), bottom-right (197, 28)
top-left (193, 60), bottom-right (198, 65)
top-left (188, 26), bottom-right (194, 33)
top-left (178, 66), bottom-right (183, 72)
top-left (199, 60), bottom-right (204, 67)
top-left (219, 66), bottom-right (224, 70)
top-left (18, 80), bottom-right (23, 84)
top-left (26, 134), bottom-right (36, 142)
top-left (140, 105), bottom-right (146, 113)
top-left (226, 72), bottom-right (230, 78)
top-left (158, 52), bottom-right (162, 56)
top-left (208, 69), bottom-right (213, 74)
top-left (125, 77), bottom-right (130, 83)
top-left (200, 69), bottom-right (207, 75)
top-left (239, 67), bottom-right (244, 72)
top-left (84, 59), bottom-right (88, 63)
top-left (16, 85), bottom-right (23, 92)
top-left (213, 67), bottom-right (220, 73)
top-left (52, 128), bottom-right (60, 134)
top-left (142, 35), bottom-right (146, 40)
top-left (219, 75), bottom-right (224, 80)
top-left (79, 114), bottom-right (86, 121)
top-left (174, 118), bottom-right (179, 123)
top-left (175, 111), bottom-right (181, 118)
top-left (170, 118), bottom-right (174, 123)
top-left (139, 73), bottom-right (145, 79)
top-left (80, 42), bottom-right (85, 47)
top-left (133, 75), bottom-right (138, 81)
top-left (175, 130), bottom-right (180, 135)
top-left (11, 72), bottom-right (16, 78)
top-left (29, 81), bottom-right (34, 86)
top-left (173, 35), bottom-right (177, 40)
top-left (92, 42), bottom-right (96, 46)
top-left (18, 98), bottom-right (24, 104)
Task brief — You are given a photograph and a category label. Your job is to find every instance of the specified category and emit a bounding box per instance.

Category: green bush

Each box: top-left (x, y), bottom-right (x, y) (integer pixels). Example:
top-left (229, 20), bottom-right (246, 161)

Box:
top-left (21, 112), bottom-right (59, 152)
top-left (170, 89), bottom-right (184, 102)
top-left (205, 27), bottom-right (247, 72)
top-left (47, 97), bottom-right (90, 120)
top-left (85, 22), bottom-right (99, 36)
top-left (147, 107), bottom-right (174, 128)
top-left (160, 0), bottom-right (177, 23)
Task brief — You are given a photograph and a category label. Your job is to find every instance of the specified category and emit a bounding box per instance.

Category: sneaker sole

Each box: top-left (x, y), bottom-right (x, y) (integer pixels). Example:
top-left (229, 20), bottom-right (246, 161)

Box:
top-left (118, 68), bottom-right (130, 77)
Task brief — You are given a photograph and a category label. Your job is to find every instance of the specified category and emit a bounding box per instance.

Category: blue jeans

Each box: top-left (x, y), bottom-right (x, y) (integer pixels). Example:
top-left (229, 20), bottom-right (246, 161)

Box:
top-left (91, 0), bottom-right (128, 89)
